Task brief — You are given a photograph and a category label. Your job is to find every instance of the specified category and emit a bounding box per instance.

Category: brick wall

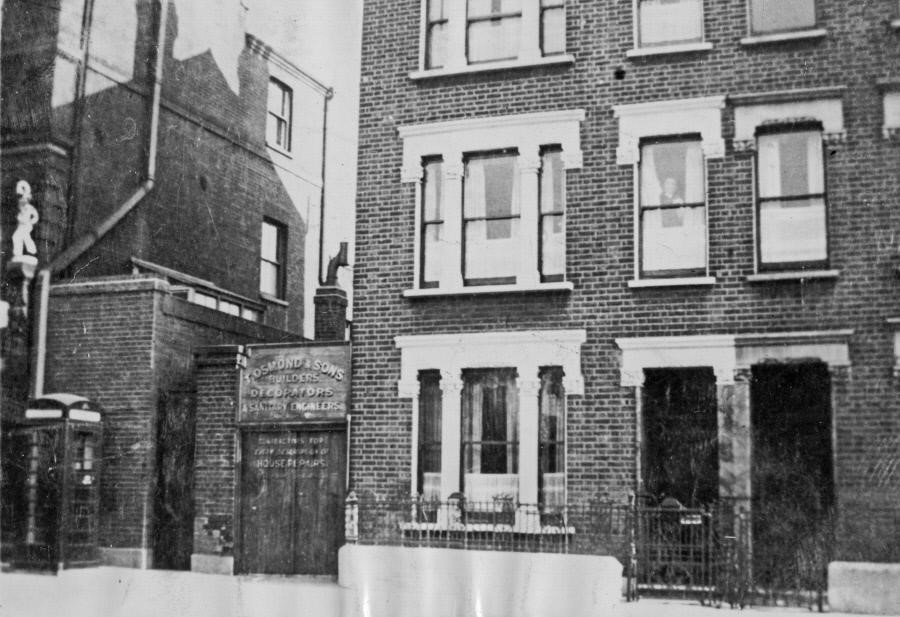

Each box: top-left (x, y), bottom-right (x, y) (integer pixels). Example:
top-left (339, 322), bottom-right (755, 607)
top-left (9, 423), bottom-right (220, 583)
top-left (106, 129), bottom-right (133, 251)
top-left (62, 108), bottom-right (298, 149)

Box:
top-left (352, 0), bottom-right (900, 560)
top-left (42, 275), bottom-right (295, 556)
top-left (191, 345), bottom-right (244, 559)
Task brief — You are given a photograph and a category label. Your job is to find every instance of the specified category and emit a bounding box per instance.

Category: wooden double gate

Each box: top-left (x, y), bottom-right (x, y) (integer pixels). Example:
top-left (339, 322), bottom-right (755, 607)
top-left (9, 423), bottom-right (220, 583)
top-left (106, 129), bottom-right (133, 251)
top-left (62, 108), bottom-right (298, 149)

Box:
top-left (238, 428), bottom-right (346, 575)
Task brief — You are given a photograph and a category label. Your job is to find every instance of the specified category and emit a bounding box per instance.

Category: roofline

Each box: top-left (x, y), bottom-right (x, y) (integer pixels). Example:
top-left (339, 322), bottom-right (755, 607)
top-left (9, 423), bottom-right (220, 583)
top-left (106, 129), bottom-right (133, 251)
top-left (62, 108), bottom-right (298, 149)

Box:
top-left (245, 33), bottom-right (333, 98)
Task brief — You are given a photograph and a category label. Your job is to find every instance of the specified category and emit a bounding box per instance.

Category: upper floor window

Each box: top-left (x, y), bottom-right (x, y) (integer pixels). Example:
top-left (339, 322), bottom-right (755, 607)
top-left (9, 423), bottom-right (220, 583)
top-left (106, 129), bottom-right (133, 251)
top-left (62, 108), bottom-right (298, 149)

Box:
top-left (401, 110), bottom-right (583, 295)
top-left (267, 79), bottom-right (293, 152)
top-left (421, 0), bottom-right (566, 73)
top-left (749, 0), bottom-right (816, 35)
top-left (467, 0), bottom-right (522, 63)
top-left (639, 138), bottom-right (706, 277)
top-left (260, 219), bottom-right (287, 299)
top-left (756, 127), bottom-right (827, 270)
top-left (637, 0), bottom-right (703, 47)
top-left (463, 151), bottom-right (521, 285)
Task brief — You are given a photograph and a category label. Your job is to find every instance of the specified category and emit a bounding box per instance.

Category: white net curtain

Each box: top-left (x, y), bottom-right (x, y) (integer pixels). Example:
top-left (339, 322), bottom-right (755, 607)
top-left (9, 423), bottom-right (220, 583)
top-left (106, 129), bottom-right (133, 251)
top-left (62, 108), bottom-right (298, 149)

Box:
top-left (640, 140), bottom-right (706, 274)
top-left (464, 153), bottom-right (521, 282)
top-left (638, 0), bottom-right (703, 47)
top-left (758, 130), bottom-right (826, 265)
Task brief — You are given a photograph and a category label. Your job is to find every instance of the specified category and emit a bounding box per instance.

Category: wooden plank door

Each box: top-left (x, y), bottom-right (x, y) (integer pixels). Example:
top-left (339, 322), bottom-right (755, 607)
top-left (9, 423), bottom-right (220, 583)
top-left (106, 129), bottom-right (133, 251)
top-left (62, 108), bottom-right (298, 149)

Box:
top-left (239, 429), bottom-right (346, 575)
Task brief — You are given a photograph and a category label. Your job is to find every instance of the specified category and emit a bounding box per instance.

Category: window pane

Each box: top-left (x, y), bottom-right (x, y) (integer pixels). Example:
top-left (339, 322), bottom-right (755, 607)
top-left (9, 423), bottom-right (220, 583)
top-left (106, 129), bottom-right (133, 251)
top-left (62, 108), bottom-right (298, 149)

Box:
top-left (541, 214), bottom-right (565, 278)
top-left (467, 17), bottom-right (521, 62)
top-left (540, 150), bottom-right (564, 214)
top-left (464, 154), bottom-right (519, 218)
top-left (465, 219), bottom-right (520, 280)
top-left (59, 0), bottom-right (86, 50)
top-left (758, 131), bottom-right (824, 198)
top-left (462, 369), bottom-right (518, 474)
top-left (539, 367), bottom-right (565, 507)
top-left (759, 197), bottom-right (827, 264)
top-left (191, 291), bottom-right (218, 309)
top-left (468, 0), bottom-right (521, 18)
top-left (639, 0), bottom-right (702, 46)
top-left (751, 0), bottom-right (816, 33)
top-left (261, 222), bottom-right (280, 262)
top-left (418, 371), bottom-right (442, 499)
top-left (427, 22), bottom-right (448, 68)
top-left (260, 262), bottom-right (279, 296)
top-left (241, 308), bottom-right (260, 322)
top-left (423, 224), bottom-right (443, 284)
top-left (642, 205), bottom-right (706, 273)
top-left (423, 160), bottom-right (443, 221)
top-left (640, 141), bottom-right (704, 207)
top-left (428, 0), bottom-right (448, 21)
top-left (219, 300), bottom-right (240, 316)
top-left (541, 6), bottom-right (565, 55)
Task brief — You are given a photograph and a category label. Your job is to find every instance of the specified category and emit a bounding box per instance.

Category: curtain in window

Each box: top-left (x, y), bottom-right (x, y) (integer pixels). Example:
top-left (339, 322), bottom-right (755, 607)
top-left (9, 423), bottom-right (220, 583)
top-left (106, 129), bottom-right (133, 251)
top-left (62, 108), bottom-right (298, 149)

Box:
top-left (539, 368), bottom-right (565, 508)
top-left (639, 0), bottom-right (703, 47)
top-left (758, 131), bottom-right (827, 264)
top-left (464, 154), bottom-right (521, 281)
top-left (422, 160), bottom-right (444, 285)
top-left (640, 141), bottom-right (706, 273)
top-left (462, 369), bottom-right (519, 502)
top-left (540, 149), bottom-right (565, 279)
top-left (418, 371), bottom-right (442, 500)
top-left (467, 0), bottom-right (522, 62)
top-left (751, 0), bottom-right (816, 34)
top-left (540, 0), bottom-right (566, 55)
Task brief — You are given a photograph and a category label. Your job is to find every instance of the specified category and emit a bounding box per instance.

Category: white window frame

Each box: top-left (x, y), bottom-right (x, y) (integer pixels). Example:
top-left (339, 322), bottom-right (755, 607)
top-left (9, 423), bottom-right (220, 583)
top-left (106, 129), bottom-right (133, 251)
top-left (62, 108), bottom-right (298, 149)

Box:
top-left (397, 330), bottom-right (586, 513)
top-left (412, 0), bottom-right (574, 79)
top-left (627, 0), bottom-right (713, 58)
top-left (266, 78), bottom-right (293, 154)
top-left (740, 0), bottom-right (826, 45)
top-left (400, 110), bottom-right (584, 297)
top-left (613, 96), bottom-right (725, 288)
top-left (732, 94), bottom-right (844, 280)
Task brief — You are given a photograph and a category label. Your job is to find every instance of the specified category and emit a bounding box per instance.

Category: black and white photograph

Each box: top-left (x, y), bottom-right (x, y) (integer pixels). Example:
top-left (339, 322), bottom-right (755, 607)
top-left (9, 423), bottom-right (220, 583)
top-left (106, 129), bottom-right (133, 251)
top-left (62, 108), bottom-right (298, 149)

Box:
top-left (0, 0), bottom-right (898, 616)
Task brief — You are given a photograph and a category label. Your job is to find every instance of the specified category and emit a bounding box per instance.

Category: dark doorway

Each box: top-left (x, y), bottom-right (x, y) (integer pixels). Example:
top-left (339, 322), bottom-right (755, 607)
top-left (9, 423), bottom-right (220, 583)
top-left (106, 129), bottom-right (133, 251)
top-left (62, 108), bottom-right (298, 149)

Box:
top-left (238, 428), bottom-right (346, 575)
top-left (153, 389), bottom-right (197, 570)
top-left (642, 367), bottom-right (718, 507)
top-left (751, 362), bottom-right (834, 588)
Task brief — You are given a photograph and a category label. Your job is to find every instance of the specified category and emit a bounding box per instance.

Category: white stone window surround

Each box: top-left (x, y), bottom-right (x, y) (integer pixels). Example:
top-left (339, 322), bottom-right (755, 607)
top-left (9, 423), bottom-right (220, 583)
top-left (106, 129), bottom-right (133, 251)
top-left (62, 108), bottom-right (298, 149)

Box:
top-left (399, 110), bottom-right (585, 296)
top-left (626, 0), bottom-right (714, 58)
top-left (411, 0), bottom-right (575, 80)
top-left (396, 329), bottom-right (586, 506)
top-left (612, 96), bottom-right (725, 288)
top-left (615, 330), bottom-right (853, 387)
top-left (731, 88), bottom-right (845, 278)
top-left (740, 0), bottom-right (827, 46)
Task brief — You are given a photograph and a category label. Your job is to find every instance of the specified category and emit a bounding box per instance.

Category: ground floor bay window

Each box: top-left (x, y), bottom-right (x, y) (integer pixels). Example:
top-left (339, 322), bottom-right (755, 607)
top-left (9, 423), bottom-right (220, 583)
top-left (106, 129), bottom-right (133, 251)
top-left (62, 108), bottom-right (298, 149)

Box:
top-left (397, 330), bottom-right (586, 523)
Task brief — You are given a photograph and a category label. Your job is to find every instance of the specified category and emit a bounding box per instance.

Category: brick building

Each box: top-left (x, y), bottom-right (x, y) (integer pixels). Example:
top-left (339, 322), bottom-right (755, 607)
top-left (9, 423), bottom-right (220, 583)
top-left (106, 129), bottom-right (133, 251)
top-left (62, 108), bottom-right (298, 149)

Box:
top-left (347, 0), bottom-right (900, 610)
top-left (0, 0), bottom-right (343, 571)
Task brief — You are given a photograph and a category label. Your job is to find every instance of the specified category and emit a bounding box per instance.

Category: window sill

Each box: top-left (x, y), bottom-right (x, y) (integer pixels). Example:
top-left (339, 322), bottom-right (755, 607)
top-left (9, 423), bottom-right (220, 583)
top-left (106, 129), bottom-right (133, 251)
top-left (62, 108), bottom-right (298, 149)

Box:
top-left (266, 143), bottom-right (293, 158)
top-left (625, 42), bottom-right (713, 58)
top-left (399, 521), bottom-right (574, 535)
top-left (259, 292), bottom-right (289, 306)
top-left (409, 54), bottom-right (575, 81)
top-left (740, 29), bottom-right (827, 46)
top-left (746, 269), bottom-right (839, 282)
top-left (628, 276), bottom-right (716, 289)
top-left (403, 281), bottom-right (574, 298)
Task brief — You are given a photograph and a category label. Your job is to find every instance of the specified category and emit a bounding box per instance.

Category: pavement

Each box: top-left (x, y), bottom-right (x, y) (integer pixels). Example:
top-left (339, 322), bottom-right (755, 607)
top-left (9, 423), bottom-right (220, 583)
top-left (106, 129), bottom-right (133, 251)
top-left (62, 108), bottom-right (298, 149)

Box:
top-left (0, 567), bottom-right (897, 617)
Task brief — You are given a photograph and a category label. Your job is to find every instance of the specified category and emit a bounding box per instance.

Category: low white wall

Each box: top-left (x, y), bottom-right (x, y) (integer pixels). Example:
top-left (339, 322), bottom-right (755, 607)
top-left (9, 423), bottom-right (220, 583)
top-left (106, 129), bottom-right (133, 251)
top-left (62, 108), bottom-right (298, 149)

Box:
top-left (338, 544), bottom-right (622, 617)
top-left (829, 561), bottom-right (900, 615)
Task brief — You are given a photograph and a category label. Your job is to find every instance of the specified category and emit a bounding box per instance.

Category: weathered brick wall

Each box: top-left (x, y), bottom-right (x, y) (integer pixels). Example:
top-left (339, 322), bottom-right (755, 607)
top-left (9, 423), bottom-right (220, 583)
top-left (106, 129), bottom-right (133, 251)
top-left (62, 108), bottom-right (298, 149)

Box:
top-left (352, 0), bottom-right (900, 559)
top-left (42, 276), bottom-right (296, 555)
top-left (45, 278), bottom-right (159, 549)
top-left (191, 345), bottom-right (245, 558)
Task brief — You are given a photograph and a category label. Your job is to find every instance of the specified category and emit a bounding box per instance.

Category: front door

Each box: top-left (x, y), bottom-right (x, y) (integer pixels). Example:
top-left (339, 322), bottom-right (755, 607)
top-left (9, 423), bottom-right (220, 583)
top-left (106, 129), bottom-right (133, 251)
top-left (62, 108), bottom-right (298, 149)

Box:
top-left (238, 428), bottom-right (346, 575)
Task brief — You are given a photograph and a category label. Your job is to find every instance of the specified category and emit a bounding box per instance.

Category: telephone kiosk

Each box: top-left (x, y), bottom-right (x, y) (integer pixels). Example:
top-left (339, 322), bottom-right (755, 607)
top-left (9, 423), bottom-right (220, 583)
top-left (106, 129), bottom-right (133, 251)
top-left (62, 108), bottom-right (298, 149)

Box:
top-left (1, 394), bottom-right (103, 571)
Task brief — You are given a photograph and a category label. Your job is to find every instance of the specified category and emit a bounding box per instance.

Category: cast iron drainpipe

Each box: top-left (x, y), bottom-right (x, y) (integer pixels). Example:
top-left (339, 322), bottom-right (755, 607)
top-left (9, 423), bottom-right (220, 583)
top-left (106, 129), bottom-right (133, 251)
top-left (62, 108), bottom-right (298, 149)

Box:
top-left (31, 0), bottom-right (169, 397)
